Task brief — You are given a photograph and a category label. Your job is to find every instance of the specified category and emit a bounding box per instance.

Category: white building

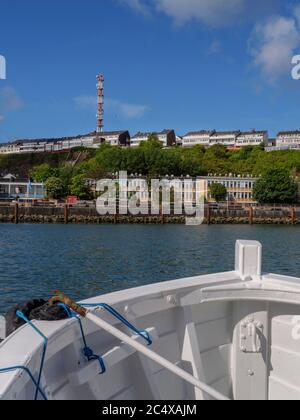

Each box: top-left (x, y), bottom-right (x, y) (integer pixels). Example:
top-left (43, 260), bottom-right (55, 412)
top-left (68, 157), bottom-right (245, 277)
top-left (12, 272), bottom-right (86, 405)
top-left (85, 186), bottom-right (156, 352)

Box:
top-left (0, 143), bottom-right (21, 154)
top-left (182, 130), bottom-right (215, 148)
top-left (209, 131), bottom-right (240, 148)
top-left (0, 131), bottom-right (130, 155)
top-left (0, 175), bottom-right (45, 200)
top-left (236, 131), bottom-right (268, 148)
top-left (0, 135), bottom-right (94, 155)
top-left (276, 131), bottom-right (300, 147)
top-left (175, 136), bottom-right (183, 147)
top-left (97, 131), bottom-right (130, 147)
top-left (131, 130), bottom-right (176, 148)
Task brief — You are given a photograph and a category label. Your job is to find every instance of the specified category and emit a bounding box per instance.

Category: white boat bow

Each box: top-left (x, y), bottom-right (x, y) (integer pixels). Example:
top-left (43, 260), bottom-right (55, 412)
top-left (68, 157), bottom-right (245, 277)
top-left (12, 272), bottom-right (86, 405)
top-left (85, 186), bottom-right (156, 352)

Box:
top-left (1, 240), bottom-right (300, 400)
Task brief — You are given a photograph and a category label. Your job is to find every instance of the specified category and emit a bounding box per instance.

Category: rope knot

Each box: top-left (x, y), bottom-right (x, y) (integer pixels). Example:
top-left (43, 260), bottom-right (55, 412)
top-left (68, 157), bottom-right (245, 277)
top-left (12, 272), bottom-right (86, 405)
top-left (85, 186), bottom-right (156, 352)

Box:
top-left (83, 347), bottom-right (94, 360)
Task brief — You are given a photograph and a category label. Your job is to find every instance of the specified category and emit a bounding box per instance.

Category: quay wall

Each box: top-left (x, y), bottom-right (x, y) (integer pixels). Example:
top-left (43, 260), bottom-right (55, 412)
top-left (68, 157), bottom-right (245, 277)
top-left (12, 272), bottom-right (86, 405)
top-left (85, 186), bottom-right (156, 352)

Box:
top-left (0, 204), bottom-right (299, 225)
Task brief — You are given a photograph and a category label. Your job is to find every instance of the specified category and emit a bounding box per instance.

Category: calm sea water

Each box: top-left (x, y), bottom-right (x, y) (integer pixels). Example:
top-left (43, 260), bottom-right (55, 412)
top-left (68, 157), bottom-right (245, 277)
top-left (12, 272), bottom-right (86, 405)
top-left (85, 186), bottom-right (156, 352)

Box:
top-left (0, 224), bottom-right (300, 314)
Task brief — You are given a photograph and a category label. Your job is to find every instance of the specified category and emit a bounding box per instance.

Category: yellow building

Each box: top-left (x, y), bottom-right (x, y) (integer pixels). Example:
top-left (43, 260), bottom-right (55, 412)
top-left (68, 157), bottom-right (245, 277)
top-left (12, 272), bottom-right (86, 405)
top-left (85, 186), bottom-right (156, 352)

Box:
top-left (200, 175), bottom-right (258, 204)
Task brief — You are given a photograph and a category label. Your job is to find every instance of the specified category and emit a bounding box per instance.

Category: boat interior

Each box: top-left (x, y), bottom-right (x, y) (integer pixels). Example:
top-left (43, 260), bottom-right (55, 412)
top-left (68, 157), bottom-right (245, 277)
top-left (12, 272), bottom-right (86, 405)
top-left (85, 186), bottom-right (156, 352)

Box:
top-left (1, 240), bottom-right (300, 401)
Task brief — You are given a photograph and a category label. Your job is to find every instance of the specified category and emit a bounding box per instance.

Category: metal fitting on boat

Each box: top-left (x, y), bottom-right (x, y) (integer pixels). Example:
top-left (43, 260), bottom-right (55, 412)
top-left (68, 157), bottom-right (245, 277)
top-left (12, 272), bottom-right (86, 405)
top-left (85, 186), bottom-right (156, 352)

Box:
top-left (166, 295), bottom-right (177, 306)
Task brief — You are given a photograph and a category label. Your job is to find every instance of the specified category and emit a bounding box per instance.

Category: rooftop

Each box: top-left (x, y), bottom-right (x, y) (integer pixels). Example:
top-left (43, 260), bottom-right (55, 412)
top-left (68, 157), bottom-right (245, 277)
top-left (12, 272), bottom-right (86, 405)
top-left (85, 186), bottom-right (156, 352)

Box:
top-left (238, 131), bottom-right (267, 136)
top-left (0, 131), bottom-right (129, 147)
top-left (132, 129), bottom-right (174, 139)
top-left (97, 130), bottom-right (129, 137)
top-left (277, 131), bottom-right (300, 136)
top-left (211, 131), bottom-right (241, 136)
top-left (183, 130), bottom-right (215, 137)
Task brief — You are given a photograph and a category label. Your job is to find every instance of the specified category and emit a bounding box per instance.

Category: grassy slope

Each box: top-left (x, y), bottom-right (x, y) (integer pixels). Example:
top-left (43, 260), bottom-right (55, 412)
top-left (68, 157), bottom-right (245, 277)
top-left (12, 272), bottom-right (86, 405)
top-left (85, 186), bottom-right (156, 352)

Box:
top-left (0, 148), bottom-right (96, 178)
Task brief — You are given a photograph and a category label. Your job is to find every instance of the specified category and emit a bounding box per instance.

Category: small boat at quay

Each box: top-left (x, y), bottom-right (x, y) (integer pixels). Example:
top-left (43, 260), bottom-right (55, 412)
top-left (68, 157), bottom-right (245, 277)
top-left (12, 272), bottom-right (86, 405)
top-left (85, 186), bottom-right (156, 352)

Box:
top-left (1, 240), bottom-right (300, 401)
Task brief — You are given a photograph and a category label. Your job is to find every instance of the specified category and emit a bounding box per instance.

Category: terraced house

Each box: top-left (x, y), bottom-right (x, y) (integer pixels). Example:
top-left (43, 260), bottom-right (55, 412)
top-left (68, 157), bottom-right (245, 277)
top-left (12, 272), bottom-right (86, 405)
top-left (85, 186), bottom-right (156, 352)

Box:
top-left (0, 131), bottom-right (130, 155)
top-left (181, 130), bottom-right (215, 148)
top-left (130, 129), bottom-right (176, 148)
top-left (181, 130), bottom-right (268, 149)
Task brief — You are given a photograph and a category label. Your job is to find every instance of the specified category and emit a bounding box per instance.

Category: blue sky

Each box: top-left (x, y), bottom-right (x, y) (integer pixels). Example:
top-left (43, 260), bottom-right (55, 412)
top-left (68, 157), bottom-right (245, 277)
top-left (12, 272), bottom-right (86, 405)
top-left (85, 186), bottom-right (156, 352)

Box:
top-left (1, 0), bottom-right (300, 142)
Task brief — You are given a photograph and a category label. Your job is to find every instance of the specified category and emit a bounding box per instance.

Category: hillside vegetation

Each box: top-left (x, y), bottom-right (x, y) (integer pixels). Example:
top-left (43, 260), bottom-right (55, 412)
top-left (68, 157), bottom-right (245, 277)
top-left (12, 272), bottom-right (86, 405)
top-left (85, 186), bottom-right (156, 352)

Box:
top-left (2, 137), bottom-right (300, 202)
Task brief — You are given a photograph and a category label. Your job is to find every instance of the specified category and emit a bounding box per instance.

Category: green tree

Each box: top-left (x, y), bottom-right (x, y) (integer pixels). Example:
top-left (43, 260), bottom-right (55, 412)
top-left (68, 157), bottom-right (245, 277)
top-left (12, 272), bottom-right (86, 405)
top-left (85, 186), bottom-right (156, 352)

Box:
top-left (253, 169), bottom-right (298, 204)
top-left (123, 148), bottom-right (146, 175)
top-left (140, 134), bottom-right (164, 149)
top-left (58, 163), bottom-right (76, 196)
top-left (30, 164), bottom-right (57, 182)
top-left (80, 158), bottom-right (106, 180)
top-left (181, 146), bottom-right (205, 176)
top-left (139, 136), bottom-right (163, 176)
top-left (45, 177), bottom-right (65, 199)
top-left (94, 145), bottom-right (124, 174)
top-left (209, 183), bottom-right (227, 202)
top-left (70, 175), bottom-right (92, 200)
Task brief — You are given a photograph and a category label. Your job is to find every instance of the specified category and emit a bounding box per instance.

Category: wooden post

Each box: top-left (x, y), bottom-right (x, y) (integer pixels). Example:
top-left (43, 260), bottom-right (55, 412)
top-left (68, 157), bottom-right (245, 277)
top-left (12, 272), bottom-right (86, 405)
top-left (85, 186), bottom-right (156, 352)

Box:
top-left (14, 203), bottom-right (19, 224)
top-left (206, 205), bottom-right (211, 225)
top-left (291, 207), bottom-right (297, 225)
top-left (249, 206), bottom-right (253, 225)
top-left (64, 204), bottom-right (69, 224)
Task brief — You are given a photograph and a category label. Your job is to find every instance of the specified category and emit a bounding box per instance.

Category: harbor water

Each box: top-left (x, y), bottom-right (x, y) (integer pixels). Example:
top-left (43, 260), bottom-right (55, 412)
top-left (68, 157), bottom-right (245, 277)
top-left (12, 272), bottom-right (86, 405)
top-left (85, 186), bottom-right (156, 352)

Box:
top-left (0, 224), bottom-right (300, 313)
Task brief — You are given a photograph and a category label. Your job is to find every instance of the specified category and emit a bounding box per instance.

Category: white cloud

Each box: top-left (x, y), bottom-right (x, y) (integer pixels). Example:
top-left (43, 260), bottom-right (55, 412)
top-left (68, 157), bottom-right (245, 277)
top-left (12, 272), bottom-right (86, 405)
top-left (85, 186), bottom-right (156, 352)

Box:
top-left (74, 95), bottom-right (96, 109)
top-left (107, 99), bottom-right (149, 119)
top-left (249, 13), bottom-right (300, 82)
top-left (120, 0), bottom-right (279, 26)
top-left (0, 87), bottom-right (23, 123)
top-left (119, 0), bottom-right (149, 16)
top-left (154, 0), bottom-right (246, 26)
top-left (293, 4), bottom-right (300, 27)
top-left (74, 95), bottom-right (148, 119)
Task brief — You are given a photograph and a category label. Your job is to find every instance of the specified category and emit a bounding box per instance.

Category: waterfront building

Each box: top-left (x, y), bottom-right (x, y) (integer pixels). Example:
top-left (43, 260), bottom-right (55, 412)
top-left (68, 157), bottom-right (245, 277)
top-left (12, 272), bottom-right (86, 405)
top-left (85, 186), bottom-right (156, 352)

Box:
top-left (199, 175), bottom-right (258, 204)
top-left (182, 130), bottom-right (215, 148)
top-left (0, 175), bottom-right (45, 200)
top-left (236, 131), bottom-right (268, 148)
top-left (130, 130), bottom-right (176, 148)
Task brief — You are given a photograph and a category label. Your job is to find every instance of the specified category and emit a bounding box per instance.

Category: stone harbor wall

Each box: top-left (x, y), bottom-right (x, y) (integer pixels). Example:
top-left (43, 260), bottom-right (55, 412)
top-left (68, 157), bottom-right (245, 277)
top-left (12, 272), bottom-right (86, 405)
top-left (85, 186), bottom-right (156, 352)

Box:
top-left (0, 204), bottom-right (299, 225)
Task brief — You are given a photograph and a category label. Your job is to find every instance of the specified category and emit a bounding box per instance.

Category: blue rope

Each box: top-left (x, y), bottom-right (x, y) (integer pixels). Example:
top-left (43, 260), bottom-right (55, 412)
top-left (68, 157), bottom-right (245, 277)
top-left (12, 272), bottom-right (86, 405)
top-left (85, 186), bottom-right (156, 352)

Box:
top-left (57, 303), bottom-right (106, 374)
top-left (0, 311), bottom-right (48, 401)
top-left (0, 365), bottom-right (47, 401)
top-left (82, 303), bottom-right (152, 346)
top-left (16, 311), bottom-right (48, 401)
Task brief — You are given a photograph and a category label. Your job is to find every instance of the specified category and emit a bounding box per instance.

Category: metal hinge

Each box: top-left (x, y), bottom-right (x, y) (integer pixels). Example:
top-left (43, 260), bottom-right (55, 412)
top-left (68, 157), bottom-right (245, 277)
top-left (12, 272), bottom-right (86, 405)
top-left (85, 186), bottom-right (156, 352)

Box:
top-left (240, 319), bottom-right (264, 353)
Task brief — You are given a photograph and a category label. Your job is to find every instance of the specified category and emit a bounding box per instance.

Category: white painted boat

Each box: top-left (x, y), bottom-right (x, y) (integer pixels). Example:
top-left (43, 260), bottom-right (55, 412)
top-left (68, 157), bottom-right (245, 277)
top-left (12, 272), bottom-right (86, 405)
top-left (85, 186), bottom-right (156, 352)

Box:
top-left (1, 240), bottom-right (300, 401)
